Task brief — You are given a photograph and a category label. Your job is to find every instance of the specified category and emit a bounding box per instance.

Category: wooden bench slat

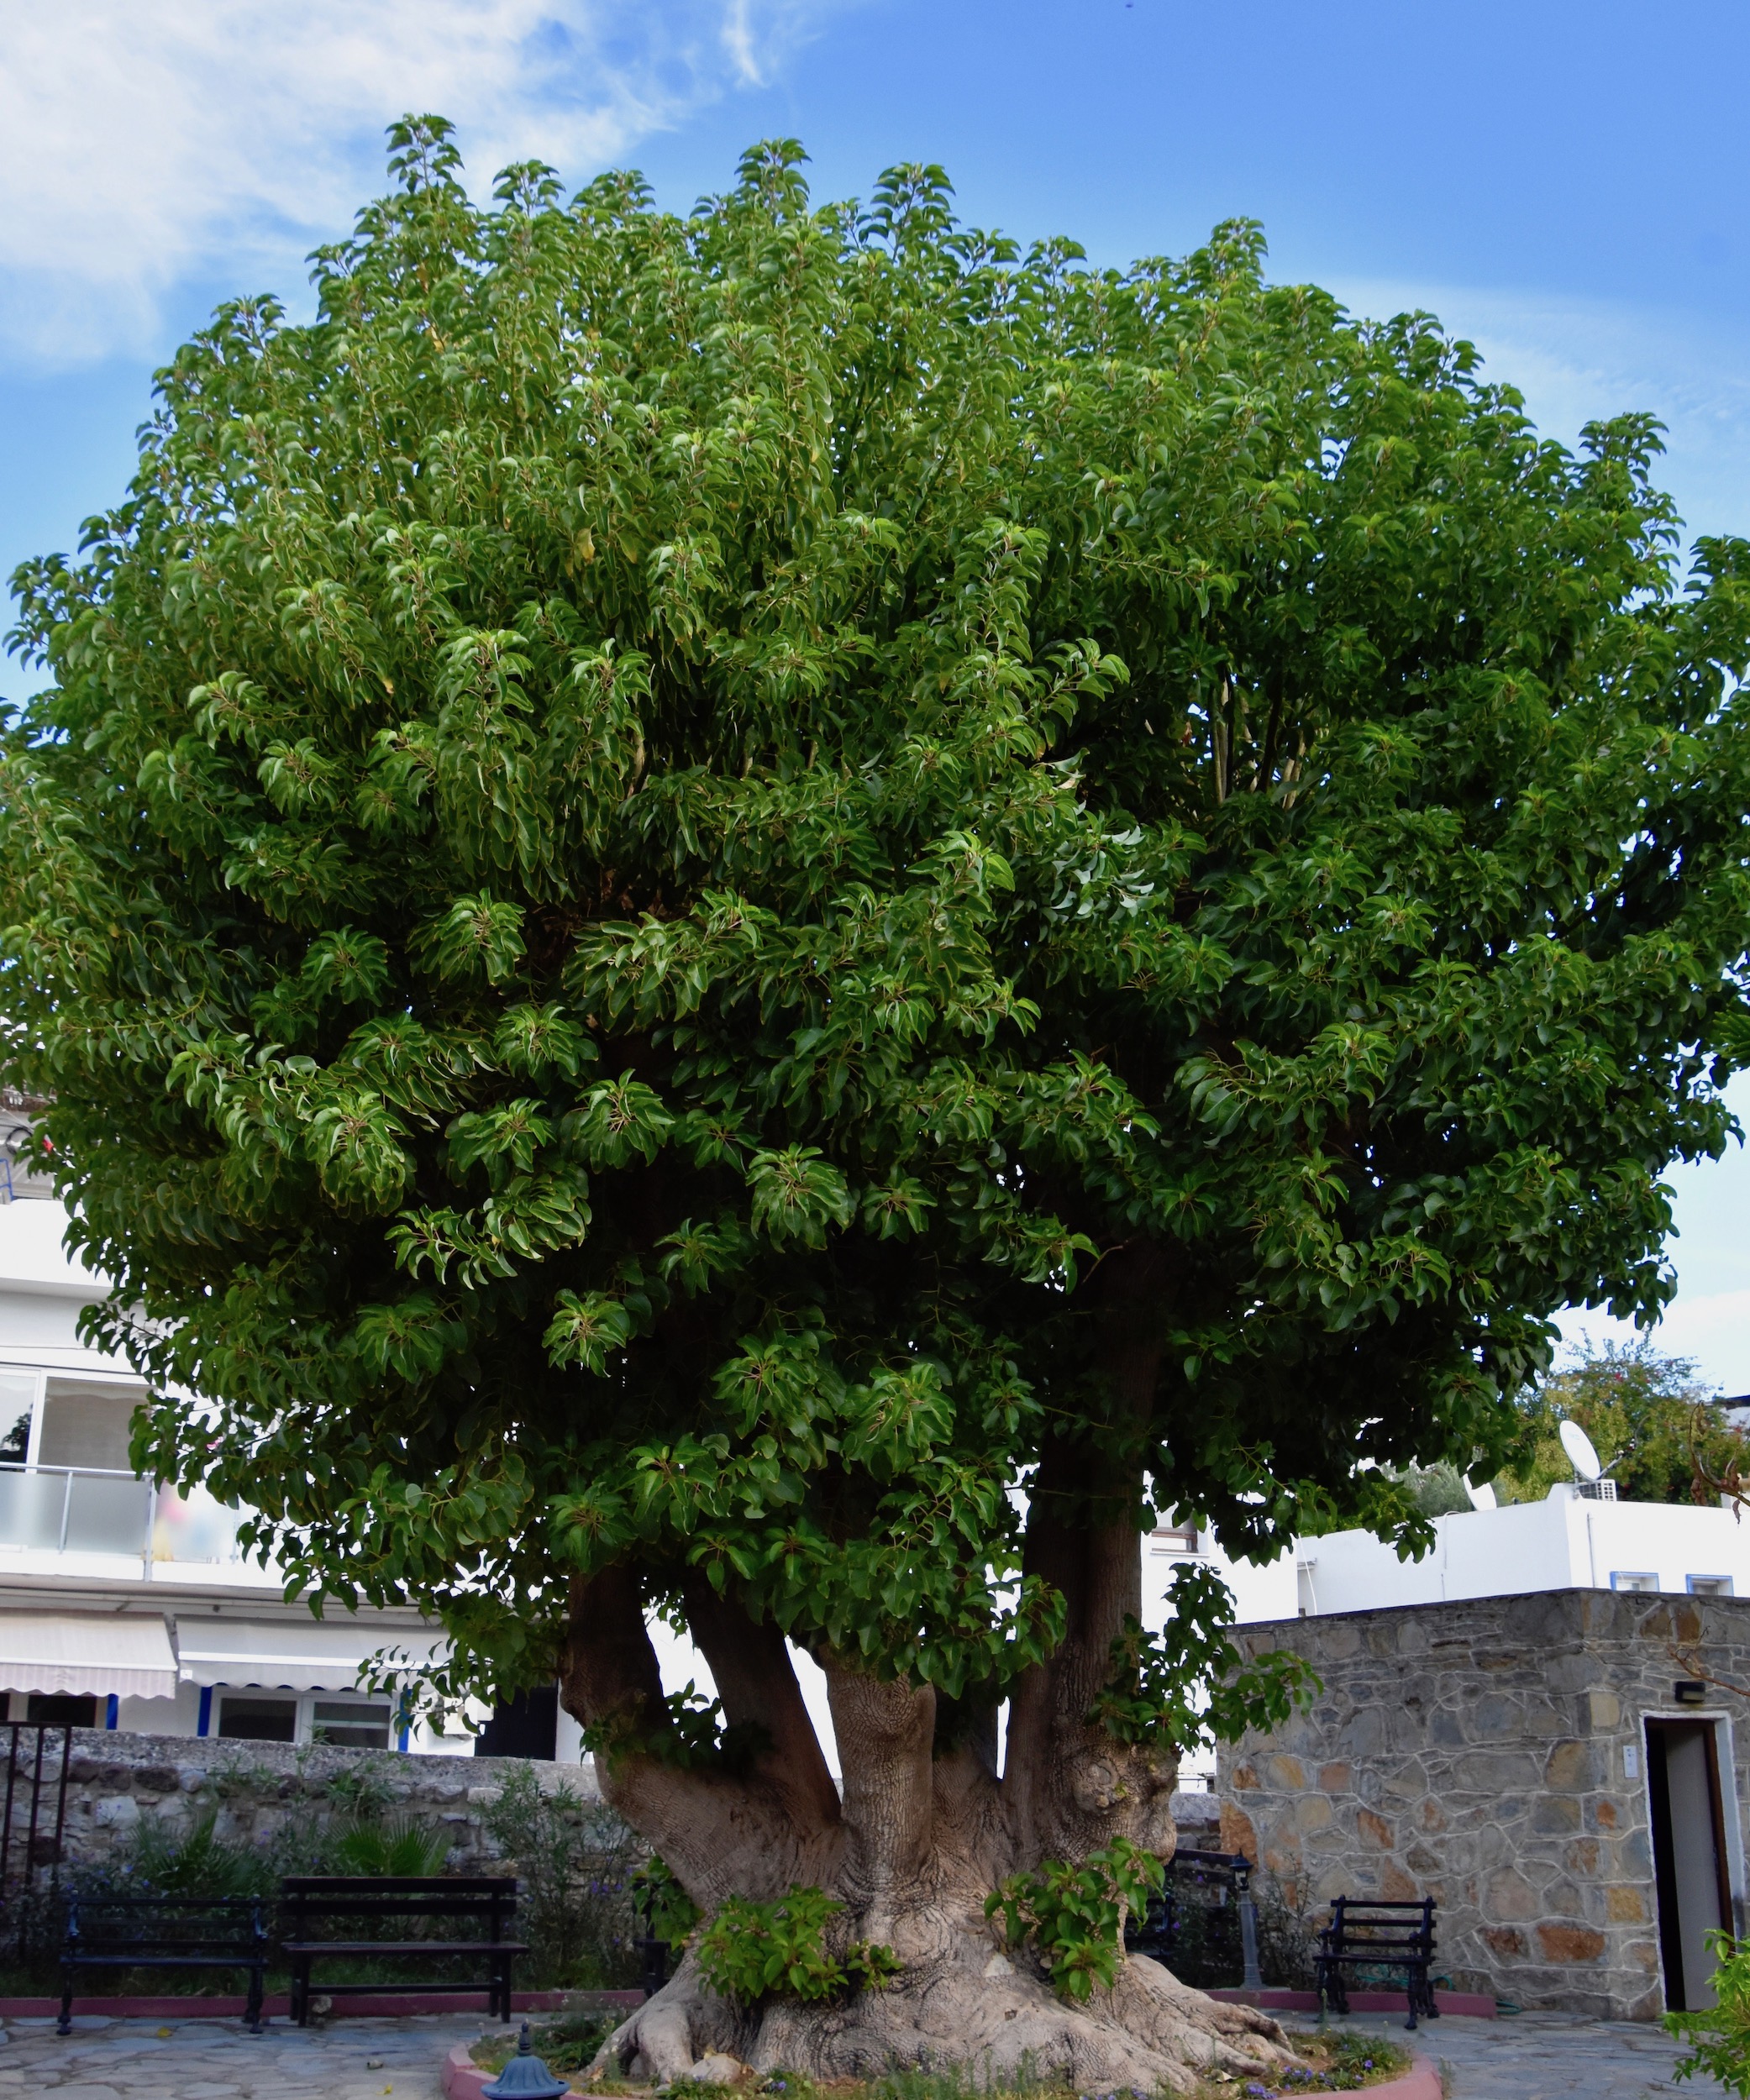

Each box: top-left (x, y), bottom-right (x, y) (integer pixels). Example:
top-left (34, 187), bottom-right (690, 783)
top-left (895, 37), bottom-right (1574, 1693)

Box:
top-left (280, 1875), bottom-right (523, 2029)
top-left (277, 1940), bottom-right (525, 1957)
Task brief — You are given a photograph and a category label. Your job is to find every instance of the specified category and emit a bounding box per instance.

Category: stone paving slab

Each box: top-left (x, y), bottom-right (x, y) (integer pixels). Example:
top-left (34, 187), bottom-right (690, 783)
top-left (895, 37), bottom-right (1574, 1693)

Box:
top-left (0, 2006), bottom-right (1734, 2100)
top-left (0, 2011), bottom-right (487, 2097)
top-left (1289, 2009), bottom-right (1726, 2098)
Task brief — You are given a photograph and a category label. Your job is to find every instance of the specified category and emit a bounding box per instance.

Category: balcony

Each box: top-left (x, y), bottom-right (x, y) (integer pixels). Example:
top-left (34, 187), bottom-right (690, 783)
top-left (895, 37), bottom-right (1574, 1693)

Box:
top-left (0, 1464), bottom-right (248, 1570)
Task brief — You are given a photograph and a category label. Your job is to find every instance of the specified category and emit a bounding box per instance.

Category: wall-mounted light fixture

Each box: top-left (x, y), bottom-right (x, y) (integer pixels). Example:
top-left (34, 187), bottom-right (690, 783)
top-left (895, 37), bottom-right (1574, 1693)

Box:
top-left (1674, 1681), bottom-right (1709, 1707)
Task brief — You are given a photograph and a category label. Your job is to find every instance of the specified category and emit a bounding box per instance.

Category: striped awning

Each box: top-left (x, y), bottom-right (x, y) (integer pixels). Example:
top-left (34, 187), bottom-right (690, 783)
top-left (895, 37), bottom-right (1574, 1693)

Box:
top-left (173, 1615), bottom-right (447, 1691)
top-left (0, 1609), bottom-right (178, 1698)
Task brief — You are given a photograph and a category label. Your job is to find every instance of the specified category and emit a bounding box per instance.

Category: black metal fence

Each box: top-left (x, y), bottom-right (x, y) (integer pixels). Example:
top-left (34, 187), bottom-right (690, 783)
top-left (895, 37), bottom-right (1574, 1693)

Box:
top-left (0, 1723), bottom-right (74, 1961)
top-left (1126, 1845), bottom-right (1262, 1992)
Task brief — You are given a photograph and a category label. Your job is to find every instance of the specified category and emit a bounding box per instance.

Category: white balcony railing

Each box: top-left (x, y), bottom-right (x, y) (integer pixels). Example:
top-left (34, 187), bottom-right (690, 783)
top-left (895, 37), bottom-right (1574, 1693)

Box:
top-left (0, 1462), bottom-right (152, 1556)
top-left (0, 1464), bottom-right (249, 1569)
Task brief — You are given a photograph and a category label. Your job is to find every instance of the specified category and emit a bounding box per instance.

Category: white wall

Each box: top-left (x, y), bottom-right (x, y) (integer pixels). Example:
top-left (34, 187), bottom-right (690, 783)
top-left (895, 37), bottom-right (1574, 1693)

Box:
top-left (1279, 1485), bottom-right (1750, 1624)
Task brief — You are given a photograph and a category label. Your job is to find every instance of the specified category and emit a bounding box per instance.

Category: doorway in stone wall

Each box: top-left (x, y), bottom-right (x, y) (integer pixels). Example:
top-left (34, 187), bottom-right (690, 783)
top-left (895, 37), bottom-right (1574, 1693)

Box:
top-left (1647, 1718), bottom-right (1733, 2011)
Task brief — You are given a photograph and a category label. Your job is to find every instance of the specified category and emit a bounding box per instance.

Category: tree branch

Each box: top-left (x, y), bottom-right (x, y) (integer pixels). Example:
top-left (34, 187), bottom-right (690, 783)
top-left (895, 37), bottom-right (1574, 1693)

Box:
top-left (682, 1573), bottom-right (843, 1835)
top-left (560, 1567), bottom-right (838, 1908)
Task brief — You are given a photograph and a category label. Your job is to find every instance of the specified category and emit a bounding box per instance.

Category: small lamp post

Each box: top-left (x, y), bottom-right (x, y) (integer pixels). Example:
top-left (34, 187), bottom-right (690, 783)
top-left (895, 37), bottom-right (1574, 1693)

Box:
top-left (481, 2023), bottom-right (570, 2100)
top-left (1232, 1856), bottom-right (1264, 1993)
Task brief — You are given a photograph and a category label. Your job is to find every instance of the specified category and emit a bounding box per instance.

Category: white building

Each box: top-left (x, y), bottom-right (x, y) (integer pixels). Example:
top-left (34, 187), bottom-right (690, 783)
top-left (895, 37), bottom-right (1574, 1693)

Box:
top-left (0, 1121), bottom-right (512, 1756)
top-left (1136, 1487), bottom-right (1750, 1784)
top-left (1142, 1487), bottom-right (1750, 1639)
top-left (1290, 1486), bottom-right (1750, 1617)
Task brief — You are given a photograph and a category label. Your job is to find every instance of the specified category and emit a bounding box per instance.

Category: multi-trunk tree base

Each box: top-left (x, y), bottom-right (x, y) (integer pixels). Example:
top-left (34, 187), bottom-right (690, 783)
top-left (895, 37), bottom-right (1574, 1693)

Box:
top-left (593, 1925), bottom-right (1293, 2092)
top-left (570, 1385), bottom-right (1296, 2096)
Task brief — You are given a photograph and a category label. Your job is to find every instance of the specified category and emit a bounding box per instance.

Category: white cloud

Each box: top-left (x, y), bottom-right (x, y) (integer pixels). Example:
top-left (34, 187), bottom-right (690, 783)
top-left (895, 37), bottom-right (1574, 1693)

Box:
top-left (1328, 276), bottom-right (1750, 544)
top-left (1555, 1294), bottom-right (1750, 1401)
top-left (0, 0), bottom-right (844, 364)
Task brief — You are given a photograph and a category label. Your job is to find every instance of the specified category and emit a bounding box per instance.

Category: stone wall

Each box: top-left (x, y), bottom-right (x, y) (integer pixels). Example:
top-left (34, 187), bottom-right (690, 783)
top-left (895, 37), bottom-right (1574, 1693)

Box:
top-left (1215, 1588), bottom-right (1750, 2019)
top-left (11, 1730), bottom-right (602, 1874)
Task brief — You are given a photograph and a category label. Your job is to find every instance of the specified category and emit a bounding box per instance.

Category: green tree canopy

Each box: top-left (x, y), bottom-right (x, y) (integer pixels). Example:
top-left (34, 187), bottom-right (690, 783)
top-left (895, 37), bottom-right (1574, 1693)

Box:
top-left (1500, 1341), bottom-right (1745, 1505)
top-left (4, 116), bottom-right (1750, 2078)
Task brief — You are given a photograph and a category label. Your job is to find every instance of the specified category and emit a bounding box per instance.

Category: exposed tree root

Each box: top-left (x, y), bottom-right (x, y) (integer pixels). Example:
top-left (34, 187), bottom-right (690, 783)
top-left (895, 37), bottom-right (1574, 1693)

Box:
top-left (592, 1933), bottom-right (1295, 2094)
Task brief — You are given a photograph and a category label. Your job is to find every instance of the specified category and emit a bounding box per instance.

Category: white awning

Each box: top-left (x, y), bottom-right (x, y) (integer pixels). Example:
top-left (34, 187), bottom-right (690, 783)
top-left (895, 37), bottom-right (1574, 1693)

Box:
top-left (173, 1616), bottom-right (448, 1692)
top-left (0, 1610), bottom-right (178, 1699)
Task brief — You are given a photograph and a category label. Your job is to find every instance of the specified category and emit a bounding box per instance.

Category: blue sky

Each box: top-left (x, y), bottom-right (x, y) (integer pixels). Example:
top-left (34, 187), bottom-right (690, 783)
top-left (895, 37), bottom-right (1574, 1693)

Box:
top-left (3, 0), bottom-right (1746, 1387)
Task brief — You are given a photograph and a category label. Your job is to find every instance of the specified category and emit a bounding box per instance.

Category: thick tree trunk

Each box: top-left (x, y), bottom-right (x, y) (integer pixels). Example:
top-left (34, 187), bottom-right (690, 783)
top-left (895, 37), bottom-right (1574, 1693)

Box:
top-left (560, 1252), bottom-right (1291, 2090)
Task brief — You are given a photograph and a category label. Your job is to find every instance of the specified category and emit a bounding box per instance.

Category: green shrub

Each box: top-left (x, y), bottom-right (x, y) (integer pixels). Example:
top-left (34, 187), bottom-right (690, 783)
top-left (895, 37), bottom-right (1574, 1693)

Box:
top-left (696, 1885), bottom-right (901, 2004)
top-left (985, 1839), bottom-right (1164, 2001)
top-left (632, 1852), bottom-right (701, 1949)
top-left (1253, 1870), bottom-right (1319, 1991)
top-left (479, 1761), bottom-right (644, 1987)
top-left (1668, 1929), bottom-right (1750, 2094)
top-left (321, 1755), bottom-right (400, 1819)
top-left (85, 1809), bottom-right (275, 1900)
top-left (332, 1814), bottom-right (452, 1877)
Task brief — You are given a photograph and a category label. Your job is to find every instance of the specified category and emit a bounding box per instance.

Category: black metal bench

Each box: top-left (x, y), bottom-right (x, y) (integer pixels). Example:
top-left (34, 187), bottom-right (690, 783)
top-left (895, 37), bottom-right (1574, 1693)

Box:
top-left (1315, 1895), bottom-right (1438, 2030)
top-left (59, 1893), bottom-right (268, 2034)
top-left (280, 1874), bottom-right (524, 2026)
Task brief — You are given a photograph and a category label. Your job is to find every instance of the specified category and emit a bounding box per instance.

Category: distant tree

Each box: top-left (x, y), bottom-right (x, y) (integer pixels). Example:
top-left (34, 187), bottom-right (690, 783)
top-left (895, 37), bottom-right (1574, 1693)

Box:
top-left (1403, 1462), bottom-right (1474, 1518)
top-left (6, 117), bottom-right (1750, 2087)
top-left (1496, 1341), bottom-right (1745, 1504)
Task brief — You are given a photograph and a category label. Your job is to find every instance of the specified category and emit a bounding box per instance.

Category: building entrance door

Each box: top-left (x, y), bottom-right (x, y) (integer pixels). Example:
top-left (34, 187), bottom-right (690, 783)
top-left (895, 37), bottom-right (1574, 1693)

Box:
top-left (1647, 1719), bottom-right (1732, 2010)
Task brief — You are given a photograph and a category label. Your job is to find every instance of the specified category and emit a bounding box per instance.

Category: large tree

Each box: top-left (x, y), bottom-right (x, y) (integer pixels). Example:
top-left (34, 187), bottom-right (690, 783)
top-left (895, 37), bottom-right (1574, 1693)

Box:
top-left (6, 118), bottom-right (1750, 2083)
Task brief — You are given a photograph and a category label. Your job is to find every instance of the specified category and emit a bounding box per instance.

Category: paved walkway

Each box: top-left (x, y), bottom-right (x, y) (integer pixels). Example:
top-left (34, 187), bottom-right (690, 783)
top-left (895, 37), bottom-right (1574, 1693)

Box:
top-left (0, 2008), bottom-right (1730, 2099)
top-left (0, 2012), bottom-right (483, 2097)
top-left (1287, 2009), bottom-right (1726, 2097)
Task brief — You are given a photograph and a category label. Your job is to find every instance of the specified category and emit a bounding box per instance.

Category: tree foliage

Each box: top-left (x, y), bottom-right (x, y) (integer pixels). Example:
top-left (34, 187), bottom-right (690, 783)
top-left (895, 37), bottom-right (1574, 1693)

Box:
top-left (4, 118), bottom-right (1750, 1744)
top-left (1498, 1341), bottom-right (1746, 1506)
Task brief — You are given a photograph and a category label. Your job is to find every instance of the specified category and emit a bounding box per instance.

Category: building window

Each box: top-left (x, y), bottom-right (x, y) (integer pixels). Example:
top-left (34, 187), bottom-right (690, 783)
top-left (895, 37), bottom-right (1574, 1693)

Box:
top-left (25, 1694), bottom-right (96, 1727)
top-left (0, 1372), bottom-right (33, 1464)
top-left (312, 1699), bottom-right (392, 1751)
top-left (1150, 1522), bottom-right (1200, 1555)
top-left (1611, 1571), bottom-right (1659, 1593)
top-left (218, 1694), bottom-right (297, 1743)
top-left (1688, 1576), bottom-right (1734, 1598)
top-left (214, 1690), bottom-right (395, 1748)
top-left (37, 1379), bottom-right (144, 1472)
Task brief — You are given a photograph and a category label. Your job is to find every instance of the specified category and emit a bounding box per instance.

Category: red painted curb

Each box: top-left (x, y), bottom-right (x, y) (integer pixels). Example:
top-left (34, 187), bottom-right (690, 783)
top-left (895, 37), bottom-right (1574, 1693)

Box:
top-left (446, 2040), bottom-right (492, 2100)
top-left (1210, 1984), bottom-right (1495, 2019)
top-left (3, 1988), bottom-right (644, 2023)
top-left (1364, 2056), bottom-right (1440, 2100)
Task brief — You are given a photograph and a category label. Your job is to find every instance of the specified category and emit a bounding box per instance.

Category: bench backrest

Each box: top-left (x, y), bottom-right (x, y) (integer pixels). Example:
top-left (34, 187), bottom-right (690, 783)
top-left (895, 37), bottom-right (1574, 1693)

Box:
top-left (1324, 1896), bottom-right (1436, 1957)
top-left (279, 1875), bottom-right (518, 1935)
top-left (66, 1894), bottom-right (268, 1949)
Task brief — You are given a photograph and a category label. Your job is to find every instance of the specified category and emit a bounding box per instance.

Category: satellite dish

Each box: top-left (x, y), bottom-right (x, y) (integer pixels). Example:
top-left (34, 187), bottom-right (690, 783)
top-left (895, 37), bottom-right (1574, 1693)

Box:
top-left (1559, 1419), bottom-right (1604, 1483)
top-left (1465, 1478), bottom-right (1497, 1511)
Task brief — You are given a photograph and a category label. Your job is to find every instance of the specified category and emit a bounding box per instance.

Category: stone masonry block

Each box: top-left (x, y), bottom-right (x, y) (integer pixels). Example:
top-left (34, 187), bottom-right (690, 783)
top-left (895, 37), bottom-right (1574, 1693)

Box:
top-left (1543, 1740), bottom-right (1598, 1792)
top-left (1587, 1688), bottom-right (1622, 1730)
top-left (1356, 1808), bottom-right (1392, 1849)
top-left (1485, 1867), bottom-right (1538, 1921)
top-left (1535, 1924), bottom-right (1607, 1964)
